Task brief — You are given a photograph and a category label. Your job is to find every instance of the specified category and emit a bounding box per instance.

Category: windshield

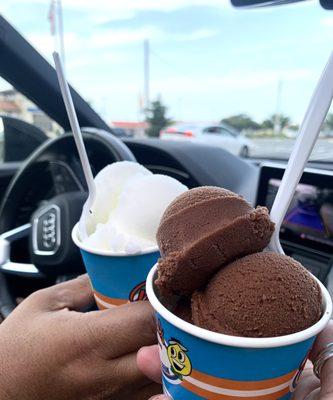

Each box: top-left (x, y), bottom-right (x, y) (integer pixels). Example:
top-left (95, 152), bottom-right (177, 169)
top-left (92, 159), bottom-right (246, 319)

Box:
top-left (1, 0), bottom-right (333, 161)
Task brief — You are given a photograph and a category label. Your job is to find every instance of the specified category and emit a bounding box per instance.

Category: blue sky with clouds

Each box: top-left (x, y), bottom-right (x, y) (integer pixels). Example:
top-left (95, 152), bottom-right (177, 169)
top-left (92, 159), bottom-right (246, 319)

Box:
top-left (1, 0), bottom-right (333, 125)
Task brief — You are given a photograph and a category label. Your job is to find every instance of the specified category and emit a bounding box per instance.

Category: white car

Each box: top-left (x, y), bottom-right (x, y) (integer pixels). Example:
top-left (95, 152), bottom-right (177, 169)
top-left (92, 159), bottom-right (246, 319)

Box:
top-left (160, 122), bottom-right (254, 157)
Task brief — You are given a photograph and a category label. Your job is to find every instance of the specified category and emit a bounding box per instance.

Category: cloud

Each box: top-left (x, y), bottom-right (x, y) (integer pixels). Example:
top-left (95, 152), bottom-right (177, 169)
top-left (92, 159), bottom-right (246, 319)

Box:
top-left (88, 25), bottom-right (218, 48)
top-left (321, 16), bottom-right (333, 27)
top-left (89, 26), bottom-right (161, 47)
top-left (27, 32), bottom-right (79, 58)
top-left (64, 0), bottom-right (230, 13)
top-left (5, 0), bottom-right (230, 13)
top-left (66, 51), bottom-right (131, 71)
top-left (149, 68), bottom-right (312, 93)
top-left (0, 78), bottom-right (12, 91)
top-left (172, 29), bottom-right (218, 41)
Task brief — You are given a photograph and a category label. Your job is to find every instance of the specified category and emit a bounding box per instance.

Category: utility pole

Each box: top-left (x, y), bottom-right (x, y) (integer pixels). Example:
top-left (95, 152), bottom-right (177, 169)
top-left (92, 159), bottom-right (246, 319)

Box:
top-left (143, 39), bottom-right (150, 119)
top-left (274, 80), bottom-right (283, 136)
top-left (57, 0), bottom-right (66, 68)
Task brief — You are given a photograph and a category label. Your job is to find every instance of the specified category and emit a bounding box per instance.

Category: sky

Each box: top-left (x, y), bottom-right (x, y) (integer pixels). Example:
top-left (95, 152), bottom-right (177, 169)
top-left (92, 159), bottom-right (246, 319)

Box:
top-left (1, 0), bottom-right (333, 125)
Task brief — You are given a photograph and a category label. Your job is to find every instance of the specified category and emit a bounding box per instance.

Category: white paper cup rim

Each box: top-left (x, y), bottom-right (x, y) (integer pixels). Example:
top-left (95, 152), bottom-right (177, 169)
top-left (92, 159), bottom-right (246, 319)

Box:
top-left (71, 223), bottom-right (159, 257)
top-left (146, 264), bottom-right (332, 349)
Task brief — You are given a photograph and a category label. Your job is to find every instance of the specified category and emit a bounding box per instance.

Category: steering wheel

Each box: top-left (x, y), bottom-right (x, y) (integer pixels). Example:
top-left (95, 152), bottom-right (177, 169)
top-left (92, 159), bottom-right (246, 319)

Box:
top-left (0, 128), bottom-right (136, 317)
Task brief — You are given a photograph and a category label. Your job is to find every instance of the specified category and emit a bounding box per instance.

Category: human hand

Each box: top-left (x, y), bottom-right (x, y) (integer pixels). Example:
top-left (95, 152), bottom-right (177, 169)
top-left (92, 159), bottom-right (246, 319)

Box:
top-left (293, 320), bottom-right (333, 400)
top-left (0, 275), bottom-right (161, 400)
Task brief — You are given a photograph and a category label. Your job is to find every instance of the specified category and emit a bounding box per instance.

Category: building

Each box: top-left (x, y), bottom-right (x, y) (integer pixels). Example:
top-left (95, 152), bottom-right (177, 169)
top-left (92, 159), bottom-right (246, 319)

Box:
top-left (110, 121), bottom-right (149, 138)
top-left (0, 88), bottom-right (61, 137)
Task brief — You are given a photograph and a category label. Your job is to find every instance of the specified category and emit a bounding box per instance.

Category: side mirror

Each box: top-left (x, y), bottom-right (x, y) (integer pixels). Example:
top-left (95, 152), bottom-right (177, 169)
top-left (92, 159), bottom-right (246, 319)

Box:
top-left (0, 115), bottom-right (47, 162)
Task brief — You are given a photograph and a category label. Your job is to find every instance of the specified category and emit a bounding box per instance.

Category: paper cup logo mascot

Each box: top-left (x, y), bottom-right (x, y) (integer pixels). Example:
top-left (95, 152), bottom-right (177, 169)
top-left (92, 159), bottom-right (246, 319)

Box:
top-left (157, 319), bottom-right (192, 384)
top-left (167, 340), bottom-right (192, 379)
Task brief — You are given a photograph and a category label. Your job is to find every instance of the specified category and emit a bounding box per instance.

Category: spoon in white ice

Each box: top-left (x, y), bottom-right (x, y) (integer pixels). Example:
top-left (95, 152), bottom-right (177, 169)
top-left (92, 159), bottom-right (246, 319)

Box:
top-left (269, 52), bottom-right (333, 254)
top-left (53, 52), bottom-right (96, 241)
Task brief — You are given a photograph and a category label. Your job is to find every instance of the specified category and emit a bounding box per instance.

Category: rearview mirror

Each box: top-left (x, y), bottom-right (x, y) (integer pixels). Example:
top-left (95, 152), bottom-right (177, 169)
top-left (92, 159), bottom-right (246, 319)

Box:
top-left (231, 0), bottom-right (333, 9)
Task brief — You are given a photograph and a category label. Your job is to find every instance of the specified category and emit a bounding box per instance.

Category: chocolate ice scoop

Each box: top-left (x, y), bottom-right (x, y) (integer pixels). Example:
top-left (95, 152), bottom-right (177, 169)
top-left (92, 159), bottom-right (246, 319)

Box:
top-left (156, 186), bottom-right (274, 296)
top-left (191, 252), bottom-right (322, 337)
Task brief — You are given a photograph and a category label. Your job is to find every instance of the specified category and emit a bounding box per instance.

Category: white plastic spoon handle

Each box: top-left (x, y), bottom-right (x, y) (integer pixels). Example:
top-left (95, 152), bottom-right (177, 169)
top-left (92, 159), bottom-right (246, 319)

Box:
top-left (53, 52), bottom-right (96, 240)
top-left (53, 52), bottom-right (96, 198)
top-left (269, 52), bottom-right (333, 254)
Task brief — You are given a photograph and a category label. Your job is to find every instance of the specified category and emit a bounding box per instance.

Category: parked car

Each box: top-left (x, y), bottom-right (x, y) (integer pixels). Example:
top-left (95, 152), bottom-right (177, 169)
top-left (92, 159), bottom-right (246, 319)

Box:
top-left (111, 127), bottom-right (134, 139)
top-left (160, 122), bottom-right (254, 157)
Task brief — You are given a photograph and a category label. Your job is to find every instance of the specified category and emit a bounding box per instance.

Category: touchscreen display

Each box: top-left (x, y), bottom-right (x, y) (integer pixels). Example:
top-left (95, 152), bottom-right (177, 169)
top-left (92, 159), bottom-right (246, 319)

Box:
top-left (266, 179), bottom-right (333, 246)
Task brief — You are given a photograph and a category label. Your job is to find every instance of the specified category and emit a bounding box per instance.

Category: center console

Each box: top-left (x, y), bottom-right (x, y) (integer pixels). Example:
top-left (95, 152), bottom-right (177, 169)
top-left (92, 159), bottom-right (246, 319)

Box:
top-left (256, 163), bottom-right (333, 282)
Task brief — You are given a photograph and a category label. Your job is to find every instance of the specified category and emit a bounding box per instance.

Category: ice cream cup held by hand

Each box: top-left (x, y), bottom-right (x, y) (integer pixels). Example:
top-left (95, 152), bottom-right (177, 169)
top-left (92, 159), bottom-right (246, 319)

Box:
top-left (147, 264), bottom-right (332, 400)
top-left (72, 223), bottom-right (159, 309)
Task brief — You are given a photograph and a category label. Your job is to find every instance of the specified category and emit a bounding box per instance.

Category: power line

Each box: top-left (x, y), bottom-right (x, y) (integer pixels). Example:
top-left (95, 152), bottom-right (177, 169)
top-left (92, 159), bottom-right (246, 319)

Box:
top-left (149, 47), bottom-right (193, 81)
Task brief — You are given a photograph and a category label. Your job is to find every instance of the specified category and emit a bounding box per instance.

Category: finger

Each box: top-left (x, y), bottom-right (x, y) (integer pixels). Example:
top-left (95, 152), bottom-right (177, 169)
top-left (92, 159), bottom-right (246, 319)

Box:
top-left (309, 320), bottom-right (333, 398)
top-left (304, 388), bottom-right (320, 400)
top-left (292, 362), bottom-right (320, 400)
top-left (137, 345), bottom-right (162, 384)
top-left (310, 321), bottom-right (333, 362)
top-left (148, 396), bottom-right (170, 400)
top-left (129, 383), bottom-right (163, 400)
top-left (318, 358), bottom-right (333, 399)
top-left (85, 301), bottom-right (157, 358)
top-left (27, 274), bottom-right (94, 312)
top-left (107, 352), bottom-right (151, 388)
top-left (92, 352), bottom-right (155, 398)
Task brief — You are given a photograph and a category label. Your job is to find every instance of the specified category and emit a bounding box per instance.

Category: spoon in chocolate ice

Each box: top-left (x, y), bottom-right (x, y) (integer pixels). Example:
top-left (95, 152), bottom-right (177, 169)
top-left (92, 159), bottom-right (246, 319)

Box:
top-left (269, 51), bottom-right (333, 254)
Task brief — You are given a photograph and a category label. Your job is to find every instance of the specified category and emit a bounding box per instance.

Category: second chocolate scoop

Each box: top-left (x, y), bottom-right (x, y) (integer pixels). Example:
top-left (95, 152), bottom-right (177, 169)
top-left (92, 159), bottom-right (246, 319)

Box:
top-left (191, 252), bottom-right (322, 337)
top-left (156, 186), bottom-right (274, 296)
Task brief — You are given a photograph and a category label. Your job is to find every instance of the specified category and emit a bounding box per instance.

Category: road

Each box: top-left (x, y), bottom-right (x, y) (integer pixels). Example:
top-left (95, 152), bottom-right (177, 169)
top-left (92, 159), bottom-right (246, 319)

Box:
top-left (250, 138), bottom-right (333, 161)
top-left (0, 137), bottom-right (332, 163)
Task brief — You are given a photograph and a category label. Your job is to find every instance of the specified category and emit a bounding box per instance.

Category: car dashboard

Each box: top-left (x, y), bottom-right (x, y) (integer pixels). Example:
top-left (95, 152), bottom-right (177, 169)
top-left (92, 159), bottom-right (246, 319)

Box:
top-left (256, 163), bottom-right (333, 283)
top-left (1, 138), bottom-right (332, 291)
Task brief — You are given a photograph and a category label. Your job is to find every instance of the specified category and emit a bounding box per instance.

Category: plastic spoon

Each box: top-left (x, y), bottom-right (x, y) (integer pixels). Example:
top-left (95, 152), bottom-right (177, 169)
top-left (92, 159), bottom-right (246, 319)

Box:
top-left (269, 52), bottom-right (333, 254)
top-left (53, 52), bottom-right (96, 241)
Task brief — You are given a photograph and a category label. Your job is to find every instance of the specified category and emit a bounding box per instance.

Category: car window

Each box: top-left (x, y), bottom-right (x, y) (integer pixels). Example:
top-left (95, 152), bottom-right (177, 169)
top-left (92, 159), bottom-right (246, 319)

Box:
top-left (2, 1), bottom-right (333, 161)
top-left (203, 126), bottom-right (221, 134)
top-left (0, 77), bottom-right (63, 163)
top-left (220, 128), bottom-right (234, 137)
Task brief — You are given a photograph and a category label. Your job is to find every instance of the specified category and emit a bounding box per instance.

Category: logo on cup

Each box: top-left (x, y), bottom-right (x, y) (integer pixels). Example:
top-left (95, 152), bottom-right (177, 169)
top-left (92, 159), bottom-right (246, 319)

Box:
top-left (167, 339), bottom-right (192, 379)
top-left (157, 319), bottom-right (192, 383)
top-left (129, 281), bottom-right (147, 302)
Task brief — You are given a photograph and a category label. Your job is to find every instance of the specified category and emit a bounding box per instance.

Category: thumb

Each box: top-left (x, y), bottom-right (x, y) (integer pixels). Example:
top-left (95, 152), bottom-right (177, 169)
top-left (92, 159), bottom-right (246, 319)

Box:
top-left (137, 345), bottom-right (162, 384)
top-left (148, 396), bottom-right (170, 400)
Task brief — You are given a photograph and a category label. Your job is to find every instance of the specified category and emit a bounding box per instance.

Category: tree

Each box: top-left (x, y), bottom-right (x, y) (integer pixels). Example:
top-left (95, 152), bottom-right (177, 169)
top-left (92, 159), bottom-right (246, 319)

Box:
top-left (145, 99), bottom-right (172, 137)
top-left (288, 124), bottom-right (299, 132)
top-left (221, 114), bottom-right (260, 131)
top-left (261, 118), bottom-right (274, 130)
top-left (324, 113), bottom-right (333, 131)
top-left (261, 114), bottom-right (290, 131)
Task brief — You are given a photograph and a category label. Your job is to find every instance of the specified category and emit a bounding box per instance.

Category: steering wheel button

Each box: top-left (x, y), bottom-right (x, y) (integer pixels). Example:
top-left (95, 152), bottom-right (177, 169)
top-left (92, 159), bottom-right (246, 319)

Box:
top-left (32, 205), bottom-right (60, 256)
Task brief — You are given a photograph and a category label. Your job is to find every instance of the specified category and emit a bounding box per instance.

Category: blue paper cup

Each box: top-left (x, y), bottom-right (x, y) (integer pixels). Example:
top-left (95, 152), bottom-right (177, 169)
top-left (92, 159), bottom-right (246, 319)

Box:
top-left (147, 264), bottom-right (332, 400)
top-left (72, 223), bottom-right (160, 309)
